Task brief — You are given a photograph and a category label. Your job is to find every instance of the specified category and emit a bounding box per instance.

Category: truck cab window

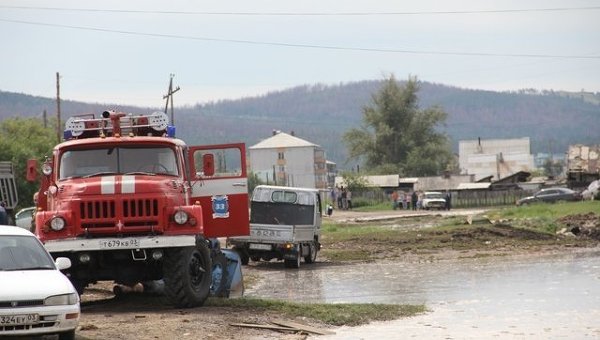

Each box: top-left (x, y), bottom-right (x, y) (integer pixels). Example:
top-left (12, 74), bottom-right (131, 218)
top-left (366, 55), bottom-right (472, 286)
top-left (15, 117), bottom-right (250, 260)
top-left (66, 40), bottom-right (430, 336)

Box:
top-left (59, 146), bottom-right (178, 180)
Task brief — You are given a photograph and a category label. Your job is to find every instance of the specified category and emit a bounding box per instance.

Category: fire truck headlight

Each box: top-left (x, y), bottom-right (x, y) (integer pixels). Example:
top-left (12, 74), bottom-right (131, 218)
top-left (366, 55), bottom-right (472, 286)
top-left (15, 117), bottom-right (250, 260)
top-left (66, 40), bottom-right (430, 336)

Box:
top-left (173, 210), bottom-right (189, 225)
top-left (50, 216), bottom-right (66, 231)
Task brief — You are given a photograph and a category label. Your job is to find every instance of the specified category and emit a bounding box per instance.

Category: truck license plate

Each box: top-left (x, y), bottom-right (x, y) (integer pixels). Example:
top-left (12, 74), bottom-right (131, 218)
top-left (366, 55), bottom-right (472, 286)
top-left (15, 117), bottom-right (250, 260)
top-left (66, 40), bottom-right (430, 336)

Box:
top-left (98, 238), bottom-right (141, 249)
top-left (0, 314), bottom-right (39, 325)
top-left (249, 243), bottom-right (272, 251)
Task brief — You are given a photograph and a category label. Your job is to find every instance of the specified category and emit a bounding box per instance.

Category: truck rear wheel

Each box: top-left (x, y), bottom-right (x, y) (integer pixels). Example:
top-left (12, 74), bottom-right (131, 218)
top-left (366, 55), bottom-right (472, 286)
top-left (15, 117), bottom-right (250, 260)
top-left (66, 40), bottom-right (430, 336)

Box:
top-left (304, 242), bottom-right (317, 264)
top-left (284, 245), bottom-right (301, 269)
top-left (164, 242), bottom-right (212, 308)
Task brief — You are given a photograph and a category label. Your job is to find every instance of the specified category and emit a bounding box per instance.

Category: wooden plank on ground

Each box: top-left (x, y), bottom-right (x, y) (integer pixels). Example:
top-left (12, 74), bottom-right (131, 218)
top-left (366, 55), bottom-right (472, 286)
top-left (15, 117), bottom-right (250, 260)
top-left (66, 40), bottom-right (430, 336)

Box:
top-left (229, 323), bottom-right (297, 332)
top-left (272, 320), bottom-right (336, 335)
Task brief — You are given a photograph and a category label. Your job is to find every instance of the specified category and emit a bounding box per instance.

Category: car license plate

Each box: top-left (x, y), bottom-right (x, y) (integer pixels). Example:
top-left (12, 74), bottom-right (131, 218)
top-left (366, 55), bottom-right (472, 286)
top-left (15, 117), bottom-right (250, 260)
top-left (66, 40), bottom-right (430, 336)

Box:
top-left (98, 238), bottom-right (141, 249)
top-left (0, 314), bottom-right (39, 325)
top-left (249, 243), bottom-right (271, 251)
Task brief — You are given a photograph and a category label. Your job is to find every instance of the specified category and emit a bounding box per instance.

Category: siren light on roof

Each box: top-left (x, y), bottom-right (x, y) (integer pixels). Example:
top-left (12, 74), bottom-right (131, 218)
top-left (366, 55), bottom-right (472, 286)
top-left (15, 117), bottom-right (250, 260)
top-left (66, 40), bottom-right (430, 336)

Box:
top-left (63, 111), bottom-right (174, 140)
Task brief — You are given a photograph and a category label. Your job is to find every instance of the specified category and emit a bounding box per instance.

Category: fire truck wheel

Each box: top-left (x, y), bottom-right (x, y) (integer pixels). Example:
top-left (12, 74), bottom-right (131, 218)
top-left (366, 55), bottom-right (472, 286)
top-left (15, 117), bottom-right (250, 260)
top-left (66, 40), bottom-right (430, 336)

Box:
top-left (210, 251), bottom-right (229, 298)
top-left (164, 243), bottom-right (212, 308)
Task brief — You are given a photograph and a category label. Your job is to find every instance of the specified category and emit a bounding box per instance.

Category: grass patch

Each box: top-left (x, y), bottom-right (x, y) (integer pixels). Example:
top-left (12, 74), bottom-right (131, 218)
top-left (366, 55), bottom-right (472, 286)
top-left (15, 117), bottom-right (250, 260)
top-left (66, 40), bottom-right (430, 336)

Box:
top-left (205, 297), bottom-right (426, 326)
top-left (485, 201), bottom-right (600, 234)
top-left (487, 201), bottom-right (599, 221)
top-left (320, 203), bottom-right (600, 261)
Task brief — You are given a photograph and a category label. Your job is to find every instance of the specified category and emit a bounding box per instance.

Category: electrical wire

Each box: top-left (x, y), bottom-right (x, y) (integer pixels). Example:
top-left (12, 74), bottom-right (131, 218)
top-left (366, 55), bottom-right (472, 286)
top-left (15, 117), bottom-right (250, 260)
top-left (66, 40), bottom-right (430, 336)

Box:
top-left (1, 5), bottom-right (599, 16)
top-left (1, 18), bottom-right (598, 60)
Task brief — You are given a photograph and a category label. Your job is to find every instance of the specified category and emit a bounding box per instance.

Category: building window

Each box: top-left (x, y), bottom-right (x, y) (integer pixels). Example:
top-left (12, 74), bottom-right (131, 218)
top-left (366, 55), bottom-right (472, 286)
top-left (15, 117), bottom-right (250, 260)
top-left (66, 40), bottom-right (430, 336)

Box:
top-left (278, 152), bottom-right (285, 160)
top-left (279, 166), bottom-right (285, 172)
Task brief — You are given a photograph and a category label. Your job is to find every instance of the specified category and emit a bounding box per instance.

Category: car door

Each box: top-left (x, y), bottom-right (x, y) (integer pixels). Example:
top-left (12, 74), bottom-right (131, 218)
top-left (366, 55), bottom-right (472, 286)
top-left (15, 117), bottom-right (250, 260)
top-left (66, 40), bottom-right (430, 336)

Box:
top-left (187, 143), bottom-right (249, 238)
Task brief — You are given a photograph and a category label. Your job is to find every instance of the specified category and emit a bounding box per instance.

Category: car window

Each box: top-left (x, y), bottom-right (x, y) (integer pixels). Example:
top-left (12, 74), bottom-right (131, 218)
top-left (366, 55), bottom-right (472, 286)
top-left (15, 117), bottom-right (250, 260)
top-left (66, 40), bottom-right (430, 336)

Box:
top-left (0, 235), bottom-right (55, 271)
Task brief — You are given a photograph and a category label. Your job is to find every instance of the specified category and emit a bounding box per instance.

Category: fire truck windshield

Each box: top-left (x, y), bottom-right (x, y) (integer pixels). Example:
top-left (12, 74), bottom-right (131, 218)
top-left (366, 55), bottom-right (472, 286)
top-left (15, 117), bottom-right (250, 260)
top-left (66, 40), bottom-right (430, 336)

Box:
top-left (59, 145), bottom-right (179, 180)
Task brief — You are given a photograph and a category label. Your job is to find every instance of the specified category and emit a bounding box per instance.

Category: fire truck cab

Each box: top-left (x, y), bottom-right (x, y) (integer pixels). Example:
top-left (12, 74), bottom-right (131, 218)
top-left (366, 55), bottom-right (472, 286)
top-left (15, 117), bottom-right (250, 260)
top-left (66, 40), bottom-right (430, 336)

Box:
top-left (28, 110), bottom-right (249, 307)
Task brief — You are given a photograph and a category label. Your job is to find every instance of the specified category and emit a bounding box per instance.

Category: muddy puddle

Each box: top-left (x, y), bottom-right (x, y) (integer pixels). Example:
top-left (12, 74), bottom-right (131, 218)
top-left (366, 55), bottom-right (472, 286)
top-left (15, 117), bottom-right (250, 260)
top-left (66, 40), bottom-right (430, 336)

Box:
top-left (245, 249), bottom-right (600, 339)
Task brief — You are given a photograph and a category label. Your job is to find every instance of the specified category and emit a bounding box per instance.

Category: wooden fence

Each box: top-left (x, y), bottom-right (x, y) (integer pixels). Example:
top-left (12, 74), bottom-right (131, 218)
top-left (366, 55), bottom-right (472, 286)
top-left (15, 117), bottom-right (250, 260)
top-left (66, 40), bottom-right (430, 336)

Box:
top-left (348, 189), bottom-right (533, 209)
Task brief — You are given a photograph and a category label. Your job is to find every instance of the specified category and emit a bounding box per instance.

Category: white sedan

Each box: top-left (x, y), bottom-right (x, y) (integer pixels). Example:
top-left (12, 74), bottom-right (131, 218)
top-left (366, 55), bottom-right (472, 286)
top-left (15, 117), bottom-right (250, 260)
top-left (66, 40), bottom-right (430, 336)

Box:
top-left (0, 226), bottom-right (80, 339)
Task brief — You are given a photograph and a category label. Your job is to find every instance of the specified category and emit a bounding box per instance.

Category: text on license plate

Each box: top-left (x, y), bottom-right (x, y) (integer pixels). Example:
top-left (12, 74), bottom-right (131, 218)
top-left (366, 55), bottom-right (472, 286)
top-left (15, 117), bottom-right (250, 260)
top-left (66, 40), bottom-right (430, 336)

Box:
top-left (0, 314), bottom-right (39, 325)
top-left (98, 238), bottom-right (141, 249)
top-left (249, 243), bottom-right (272, 251)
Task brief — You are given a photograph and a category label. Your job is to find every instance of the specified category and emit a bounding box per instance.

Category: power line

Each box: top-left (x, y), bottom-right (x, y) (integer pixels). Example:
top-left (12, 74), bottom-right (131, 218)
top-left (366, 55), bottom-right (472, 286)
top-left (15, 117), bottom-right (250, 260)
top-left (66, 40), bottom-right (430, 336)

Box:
top-left (2, 18), bottom-right (599, 60)
top-left (1, 5), bottom-right (599, 16)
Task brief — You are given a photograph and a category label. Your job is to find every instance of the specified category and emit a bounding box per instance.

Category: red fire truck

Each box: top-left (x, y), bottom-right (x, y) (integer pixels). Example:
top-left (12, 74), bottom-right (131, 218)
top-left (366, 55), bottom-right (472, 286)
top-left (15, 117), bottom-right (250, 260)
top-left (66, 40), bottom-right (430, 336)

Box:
top-left (27, 110), bottom-right (249, 307)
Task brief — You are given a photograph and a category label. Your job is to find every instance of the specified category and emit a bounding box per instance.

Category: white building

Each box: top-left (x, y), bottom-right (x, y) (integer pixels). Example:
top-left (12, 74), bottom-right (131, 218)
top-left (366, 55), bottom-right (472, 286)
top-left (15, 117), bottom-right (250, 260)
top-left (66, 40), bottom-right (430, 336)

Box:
top-left (249, 131), bottom-right (327, 189)
top-left (459, 137), bottom-right (534, 181)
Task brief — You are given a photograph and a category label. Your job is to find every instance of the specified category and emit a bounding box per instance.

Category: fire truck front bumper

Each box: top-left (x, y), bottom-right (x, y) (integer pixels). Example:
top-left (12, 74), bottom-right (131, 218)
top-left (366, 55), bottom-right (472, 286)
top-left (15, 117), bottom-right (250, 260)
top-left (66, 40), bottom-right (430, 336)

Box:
top-left (42, 235), bottom-right (198, 253)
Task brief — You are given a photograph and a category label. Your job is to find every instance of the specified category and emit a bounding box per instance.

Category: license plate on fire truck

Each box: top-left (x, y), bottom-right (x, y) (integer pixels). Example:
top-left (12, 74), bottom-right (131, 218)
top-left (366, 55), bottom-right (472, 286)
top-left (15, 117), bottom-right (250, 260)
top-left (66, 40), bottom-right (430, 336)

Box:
top-left (0, 314), bottom-right (39, 325)
top-left (98, 238), bottom-right (141, 249)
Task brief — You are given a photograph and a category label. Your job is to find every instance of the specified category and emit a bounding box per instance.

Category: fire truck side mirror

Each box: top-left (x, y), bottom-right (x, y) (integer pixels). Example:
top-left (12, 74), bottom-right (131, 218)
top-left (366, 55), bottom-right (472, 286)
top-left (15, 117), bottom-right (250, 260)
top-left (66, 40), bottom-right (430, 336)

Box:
top-left (202, 153), bottom-right (215, 177)
top-left (26, 159), bottom-right (38, 182)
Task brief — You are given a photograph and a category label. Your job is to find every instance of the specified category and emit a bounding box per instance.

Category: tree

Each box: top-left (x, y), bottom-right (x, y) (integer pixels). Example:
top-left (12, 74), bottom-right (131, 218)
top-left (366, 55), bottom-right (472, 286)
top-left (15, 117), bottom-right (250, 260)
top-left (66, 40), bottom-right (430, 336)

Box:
top-left (0, 117), bottom-right (56, 209)
top-left (343, 75), bottom-right (452, 176)
top-left (338, 170), bottom-right (370, 193)
top-left (247, 171), bottom-right (264, 195)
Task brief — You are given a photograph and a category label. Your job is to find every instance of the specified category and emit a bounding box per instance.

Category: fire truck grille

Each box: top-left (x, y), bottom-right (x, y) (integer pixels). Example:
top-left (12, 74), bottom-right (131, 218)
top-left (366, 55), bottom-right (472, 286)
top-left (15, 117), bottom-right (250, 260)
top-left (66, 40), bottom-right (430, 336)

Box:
top-left (123, 199), bottom-right (159, 217)
top-left (80, 200), bottom-right (116, 219)
top-left (79, 199), bottom-right (161, 230)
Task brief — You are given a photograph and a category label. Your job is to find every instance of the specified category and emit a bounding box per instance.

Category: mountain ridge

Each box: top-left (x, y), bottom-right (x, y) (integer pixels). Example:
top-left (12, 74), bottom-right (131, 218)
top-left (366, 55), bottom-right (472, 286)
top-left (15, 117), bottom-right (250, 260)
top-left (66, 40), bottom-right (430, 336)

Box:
top-left (1, 80), bottom-right (598, 168)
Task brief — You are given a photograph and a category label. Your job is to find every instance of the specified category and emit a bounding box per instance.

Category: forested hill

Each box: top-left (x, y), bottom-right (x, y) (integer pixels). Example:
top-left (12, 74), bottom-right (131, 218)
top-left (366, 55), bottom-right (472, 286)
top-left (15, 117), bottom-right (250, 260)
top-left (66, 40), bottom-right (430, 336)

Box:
top-left (1, 81), bottom-right (599, 167)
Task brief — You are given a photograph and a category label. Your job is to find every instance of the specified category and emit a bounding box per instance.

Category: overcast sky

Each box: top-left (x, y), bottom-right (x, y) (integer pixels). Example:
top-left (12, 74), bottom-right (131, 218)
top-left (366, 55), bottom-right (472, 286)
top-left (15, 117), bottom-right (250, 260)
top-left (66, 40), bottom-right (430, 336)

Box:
top-left (1, 0), bottom-right (599, 107)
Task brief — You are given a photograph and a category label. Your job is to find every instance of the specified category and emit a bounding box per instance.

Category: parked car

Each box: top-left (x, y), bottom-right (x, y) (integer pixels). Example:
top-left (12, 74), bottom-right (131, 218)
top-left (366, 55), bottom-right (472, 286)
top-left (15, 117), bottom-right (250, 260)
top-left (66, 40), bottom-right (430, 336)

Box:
top-left (14, 206), bottom-right (36, 231)
top-left (516, 187), bottom-right (582, 206)
top-left (0, 226), bottom-right (80, 339)
top-left (422, 191), bottom-right (446, 210)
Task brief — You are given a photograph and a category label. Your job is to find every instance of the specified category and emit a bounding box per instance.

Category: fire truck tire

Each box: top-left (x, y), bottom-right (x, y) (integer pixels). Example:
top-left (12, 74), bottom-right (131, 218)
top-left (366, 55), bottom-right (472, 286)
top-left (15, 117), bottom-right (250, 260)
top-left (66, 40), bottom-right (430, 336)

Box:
top-left (210, 251), bottom-right (229, 298)
top-left (304, 242), bottom-right (317, 264)
top-left (163, 243), bottom-right (212, 308)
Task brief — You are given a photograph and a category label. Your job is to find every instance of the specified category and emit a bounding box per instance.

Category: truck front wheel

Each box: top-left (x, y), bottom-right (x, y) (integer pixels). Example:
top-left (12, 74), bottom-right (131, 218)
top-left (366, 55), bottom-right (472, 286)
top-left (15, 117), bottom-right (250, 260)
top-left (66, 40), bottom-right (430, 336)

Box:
top-left (164, 243), bottom-right (212, 308)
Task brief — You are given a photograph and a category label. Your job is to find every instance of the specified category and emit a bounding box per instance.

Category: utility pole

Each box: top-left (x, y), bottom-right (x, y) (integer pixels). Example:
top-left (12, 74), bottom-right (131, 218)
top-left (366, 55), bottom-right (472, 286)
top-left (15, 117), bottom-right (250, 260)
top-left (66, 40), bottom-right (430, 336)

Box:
top-left (56, 72), bottom-right (61, 143)
top-left (163, 74), bottom-right (180, 124)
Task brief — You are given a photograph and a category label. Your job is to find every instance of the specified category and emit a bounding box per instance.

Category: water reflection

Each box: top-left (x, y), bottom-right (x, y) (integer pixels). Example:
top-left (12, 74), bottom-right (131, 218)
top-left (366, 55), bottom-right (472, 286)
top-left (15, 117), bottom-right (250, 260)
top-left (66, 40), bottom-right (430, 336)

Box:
top-left (245, 250), bottom-right (600, 339)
